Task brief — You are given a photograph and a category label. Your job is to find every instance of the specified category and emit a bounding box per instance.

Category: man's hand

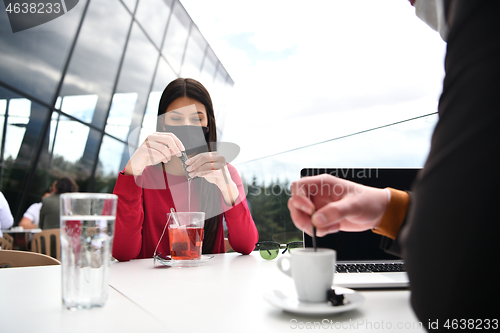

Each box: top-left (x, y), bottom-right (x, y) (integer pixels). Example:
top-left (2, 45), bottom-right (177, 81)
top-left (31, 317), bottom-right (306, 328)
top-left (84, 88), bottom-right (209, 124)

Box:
top-left (288, 174), bottom-right (389, 237)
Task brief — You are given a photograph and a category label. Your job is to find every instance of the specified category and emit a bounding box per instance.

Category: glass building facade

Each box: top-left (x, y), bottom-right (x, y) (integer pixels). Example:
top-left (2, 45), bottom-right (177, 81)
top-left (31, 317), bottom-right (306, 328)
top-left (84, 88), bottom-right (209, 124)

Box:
top-left (0, 0), bottom-right (234, 223)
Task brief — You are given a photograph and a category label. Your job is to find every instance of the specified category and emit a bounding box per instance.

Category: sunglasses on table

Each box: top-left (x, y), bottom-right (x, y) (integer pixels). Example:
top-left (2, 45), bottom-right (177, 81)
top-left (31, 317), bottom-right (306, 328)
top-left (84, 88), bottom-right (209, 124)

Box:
top-left (255, 241), bottom-right (304, 260)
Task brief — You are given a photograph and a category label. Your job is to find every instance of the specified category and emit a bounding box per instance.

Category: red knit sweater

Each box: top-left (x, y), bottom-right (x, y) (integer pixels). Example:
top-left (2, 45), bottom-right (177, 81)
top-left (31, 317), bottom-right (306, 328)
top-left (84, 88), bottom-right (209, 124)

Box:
top-left (112, 163), bottom-right (258, 261)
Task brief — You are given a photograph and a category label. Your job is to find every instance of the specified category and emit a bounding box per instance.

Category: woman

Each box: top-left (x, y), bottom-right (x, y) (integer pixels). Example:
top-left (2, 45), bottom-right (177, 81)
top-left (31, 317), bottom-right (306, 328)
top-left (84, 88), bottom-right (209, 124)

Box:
top-left (112, 78), bottom-right (258, 261)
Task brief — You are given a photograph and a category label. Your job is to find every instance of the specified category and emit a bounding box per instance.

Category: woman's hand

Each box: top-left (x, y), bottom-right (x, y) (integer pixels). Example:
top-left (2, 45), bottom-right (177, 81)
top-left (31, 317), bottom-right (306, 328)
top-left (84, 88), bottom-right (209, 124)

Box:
top-left (124, 132), bottom-right (185, 176)
top-left (185, 152), bottom-right (239, 205)
top-left (288, 174), bottom-right (389, 237)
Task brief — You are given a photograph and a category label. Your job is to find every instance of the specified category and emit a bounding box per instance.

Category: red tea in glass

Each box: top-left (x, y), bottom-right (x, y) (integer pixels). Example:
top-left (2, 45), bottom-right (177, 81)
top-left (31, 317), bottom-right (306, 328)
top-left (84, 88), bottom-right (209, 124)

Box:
top-left (168, 226), bottom-right (204, 260)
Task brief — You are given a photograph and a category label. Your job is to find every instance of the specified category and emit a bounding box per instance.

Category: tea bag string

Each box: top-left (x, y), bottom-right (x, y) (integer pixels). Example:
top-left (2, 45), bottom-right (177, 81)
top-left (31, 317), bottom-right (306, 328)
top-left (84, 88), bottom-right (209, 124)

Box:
top-left (170, 208), bottom-right (180, 225)
top-left (153, 209), bottom-right (174, 257)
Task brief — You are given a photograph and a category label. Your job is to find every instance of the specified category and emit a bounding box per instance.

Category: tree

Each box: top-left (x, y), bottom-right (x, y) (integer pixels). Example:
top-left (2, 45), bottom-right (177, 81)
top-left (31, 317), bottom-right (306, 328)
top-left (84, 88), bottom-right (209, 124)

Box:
top-left (245, 176), bottom-right (302, 245)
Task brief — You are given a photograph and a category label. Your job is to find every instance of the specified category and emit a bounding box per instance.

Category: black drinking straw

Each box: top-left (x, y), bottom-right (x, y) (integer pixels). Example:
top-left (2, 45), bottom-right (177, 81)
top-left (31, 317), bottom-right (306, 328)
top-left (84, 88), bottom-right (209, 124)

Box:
top-left (312, 225), bottom-right (317, 252)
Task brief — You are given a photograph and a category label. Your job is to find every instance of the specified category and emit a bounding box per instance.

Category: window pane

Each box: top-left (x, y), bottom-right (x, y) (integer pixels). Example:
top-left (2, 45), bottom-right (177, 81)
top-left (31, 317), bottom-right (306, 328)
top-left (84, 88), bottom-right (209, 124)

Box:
top-left (121, 0), bottom-right (137, 12)
top-left (0, 87), bottom-right (50, 220)
top-left (0, 0), bottom-right (86, 105)
top-left (199, 47), bottom-right (217, 90)
top-left (44, 115), bottom-right (97, 190)
top-left (139, 92), bottom-right (161, 145)
top-left (214, 64), bottom-right (229, 86)
top-left (180, 25), bottom-right (206, 79)
top-left (95, 135), bottom-right (126, 193)
top-left (51, 116), bottom-right (90, 164)
top-left (0, 100), bottom-right (6, 146)
top-left (3, 99), bottom-right (30, 161)
top-left (107, 22), bottom-right (158, 143)
top-left (59, 94), bottom-right (98, 124)
top-left (106, 93), bottom-right (138, 140)
top-left (212, 65), bottom-right (230, 116)
top-left (48, 112), bottom-right (60, 157)
top-left (139, 58), bottom-right (177, 144)
top-left (135, 0), bottom-right (173, 48)
top-left (162, 1), bottom-right (190, 74)
top-left (59, 0), bottom-right (131, 129)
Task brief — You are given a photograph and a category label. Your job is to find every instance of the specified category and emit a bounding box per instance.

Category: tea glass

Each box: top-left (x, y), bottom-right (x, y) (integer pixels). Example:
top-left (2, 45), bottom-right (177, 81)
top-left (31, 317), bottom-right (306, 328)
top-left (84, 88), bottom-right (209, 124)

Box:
top-left (167, 212), bottom-right (205, 260)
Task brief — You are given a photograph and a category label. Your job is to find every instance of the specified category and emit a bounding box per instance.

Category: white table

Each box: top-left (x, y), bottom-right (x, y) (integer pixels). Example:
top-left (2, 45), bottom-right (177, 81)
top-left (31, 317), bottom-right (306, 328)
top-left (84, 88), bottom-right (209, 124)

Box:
top-left (0, 252), bottom-right (425, 332)
top-left (0, 265), bottom-right (163, 333)
top-left (110, 252), bottom-right (424, 332)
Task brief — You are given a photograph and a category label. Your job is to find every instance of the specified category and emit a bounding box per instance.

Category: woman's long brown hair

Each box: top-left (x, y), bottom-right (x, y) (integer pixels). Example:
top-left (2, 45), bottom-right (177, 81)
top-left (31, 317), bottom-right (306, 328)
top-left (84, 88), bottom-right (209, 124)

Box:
top-left (157, 78), bottom-right (221, 254)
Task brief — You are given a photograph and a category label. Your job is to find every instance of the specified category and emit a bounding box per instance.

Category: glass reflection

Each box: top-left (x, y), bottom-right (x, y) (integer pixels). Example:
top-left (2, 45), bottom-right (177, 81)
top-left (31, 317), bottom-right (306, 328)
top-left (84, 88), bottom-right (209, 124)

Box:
top-left (135, 0), bottom-right (173, 48)
top-left (139, 92), bottom-right (161, 145)
top-left (0, 100), bottom-right (6, 147)
top-left (199, 47), bottom-right (217, 91)
top-left (59, 0), bottom-right (131, 130)
top-left (2, 99), bottom-right (30, 161)
top-left (95, 135), bottom-right (126, 192)
top-left (43, 114), bottom-right (97, 192)
top-left (139, 58), bottom-right (177, 144)
top-left (58, 94), bottom-right (98, 124)
top-left (0, 0), bottom-right (86, 105)
top-left (0, 0), bottom-right (235, 224)
top-left (110, 22), bottom-right (158, 144)
top-left (105, 93), bottom-right (138, 140)
top-left (162, 1), bottom-right (190, 74)
top-left (51, 115), bottom-right (90, 164)
top-left (121, 0), bottom-right (137, 13)
top-left (48, 112), bottom-right (60, 160)
top-left (0, 89), bottom-right (50, 220)
top-left (211, 66), bottom-right (230, 117)
top-left (180, 25), bottom-right (207, 79)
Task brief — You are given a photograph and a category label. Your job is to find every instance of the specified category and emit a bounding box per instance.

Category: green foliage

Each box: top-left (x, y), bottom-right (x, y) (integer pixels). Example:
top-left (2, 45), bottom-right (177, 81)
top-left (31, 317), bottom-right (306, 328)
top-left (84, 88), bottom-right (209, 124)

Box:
top-left (244, 176), bottom-right (302, 245)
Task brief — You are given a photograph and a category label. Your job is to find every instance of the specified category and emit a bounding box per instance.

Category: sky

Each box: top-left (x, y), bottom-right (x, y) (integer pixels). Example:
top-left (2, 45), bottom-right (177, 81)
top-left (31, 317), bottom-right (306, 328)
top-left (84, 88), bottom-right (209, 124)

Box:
top-left (179, 0), bottom-right (447, 182)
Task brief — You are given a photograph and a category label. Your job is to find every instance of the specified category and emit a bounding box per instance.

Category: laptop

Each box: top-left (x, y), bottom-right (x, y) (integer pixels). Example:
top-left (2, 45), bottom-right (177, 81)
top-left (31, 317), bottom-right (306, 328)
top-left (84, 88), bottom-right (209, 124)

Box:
top-left (301, 168), bottom-right (420, 289)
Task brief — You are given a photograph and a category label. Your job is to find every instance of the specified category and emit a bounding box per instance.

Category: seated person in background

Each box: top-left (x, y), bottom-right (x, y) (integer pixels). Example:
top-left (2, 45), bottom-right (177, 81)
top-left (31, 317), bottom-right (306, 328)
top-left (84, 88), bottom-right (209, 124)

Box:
top-left (19, 188), bottom-right (52, 229)
top-left (39, 177), bottom-right (78, 229)
top-left (112, 78), bottom-right (258, 261)
top-left (0, 191), bottom-right (14, 238)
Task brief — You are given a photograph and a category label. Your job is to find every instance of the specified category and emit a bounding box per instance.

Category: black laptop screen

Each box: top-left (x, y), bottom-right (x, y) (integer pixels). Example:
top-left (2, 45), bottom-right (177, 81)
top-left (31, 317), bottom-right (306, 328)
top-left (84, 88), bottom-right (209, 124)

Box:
top-left (301, 168), bottom-right (420, 261)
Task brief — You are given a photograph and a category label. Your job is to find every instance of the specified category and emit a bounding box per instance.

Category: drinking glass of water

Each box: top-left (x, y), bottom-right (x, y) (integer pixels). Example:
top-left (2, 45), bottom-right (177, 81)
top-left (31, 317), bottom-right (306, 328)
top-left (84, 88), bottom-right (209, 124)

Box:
top-left (60, 193), bottom-right (118, 310)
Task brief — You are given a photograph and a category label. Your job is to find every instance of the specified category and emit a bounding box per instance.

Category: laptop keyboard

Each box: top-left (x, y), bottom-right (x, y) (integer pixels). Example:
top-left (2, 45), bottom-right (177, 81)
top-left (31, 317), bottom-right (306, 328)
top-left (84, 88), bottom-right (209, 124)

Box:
top-left (336, 263), bottom-right (405, 273)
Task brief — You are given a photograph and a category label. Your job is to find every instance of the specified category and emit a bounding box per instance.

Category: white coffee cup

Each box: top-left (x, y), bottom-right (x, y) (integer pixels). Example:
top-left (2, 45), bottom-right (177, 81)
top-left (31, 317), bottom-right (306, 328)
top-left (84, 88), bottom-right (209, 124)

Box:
top-left (277, 248), bottom-right (336, 302)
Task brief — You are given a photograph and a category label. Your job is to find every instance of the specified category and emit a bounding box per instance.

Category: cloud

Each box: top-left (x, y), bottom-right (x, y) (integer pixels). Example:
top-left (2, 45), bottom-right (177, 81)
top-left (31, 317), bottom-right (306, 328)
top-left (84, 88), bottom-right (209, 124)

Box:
top-left (181, 0), bottom-right (446, 172)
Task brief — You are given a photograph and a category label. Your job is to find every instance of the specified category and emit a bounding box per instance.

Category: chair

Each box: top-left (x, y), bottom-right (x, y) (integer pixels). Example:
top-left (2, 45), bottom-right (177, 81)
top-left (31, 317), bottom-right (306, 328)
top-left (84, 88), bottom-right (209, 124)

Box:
top-left (0, 237), bottom-right (13, 250)
top-left (31, 228), bottom-right (60, 261)
top-left (224, 237), bottom-right (233, 253)
top-left (0, 249), bottom-right (60, 268)
top-left (3, 233), bottom-right (14, 248)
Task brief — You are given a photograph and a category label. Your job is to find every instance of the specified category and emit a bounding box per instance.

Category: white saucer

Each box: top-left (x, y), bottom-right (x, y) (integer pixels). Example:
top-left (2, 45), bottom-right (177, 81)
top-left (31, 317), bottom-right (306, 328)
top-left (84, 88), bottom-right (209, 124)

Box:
top-left (154, 255), bottom-right (214, 267)
top-left (264, 287), bottom-right (364, 315)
